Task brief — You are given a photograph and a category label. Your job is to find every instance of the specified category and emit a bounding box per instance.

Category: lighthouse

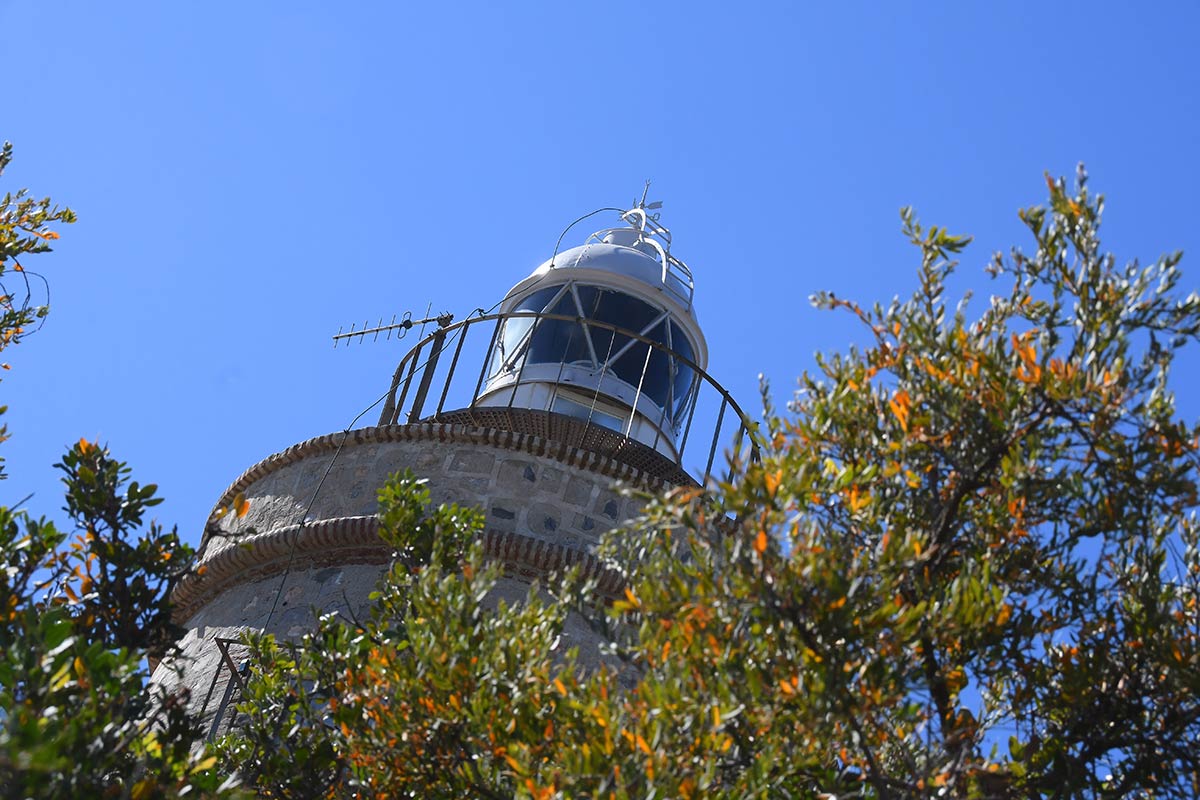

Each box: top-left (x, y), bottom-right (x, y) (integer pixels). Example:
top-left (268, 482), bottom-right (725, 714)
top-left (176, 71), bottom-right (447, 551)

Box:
top-left (152, 198), bottom-right (755, 738)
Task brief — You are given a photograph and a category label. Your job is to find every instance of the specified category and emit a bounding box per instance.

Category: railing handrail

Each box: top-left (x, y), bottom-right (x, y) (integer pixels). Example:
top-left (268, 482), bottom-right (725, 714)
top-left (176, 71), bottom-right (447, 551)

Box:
top-left (378, 311), bottom-right (760, 485)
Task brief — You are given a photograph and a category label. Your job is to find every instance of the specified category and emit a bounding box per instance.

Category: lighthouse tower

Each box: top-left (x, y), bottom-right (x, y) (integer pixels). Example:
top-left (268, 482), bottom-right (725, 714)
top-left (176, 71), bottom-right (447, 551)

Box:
top-left (153, 198), bottom-right (755, 738)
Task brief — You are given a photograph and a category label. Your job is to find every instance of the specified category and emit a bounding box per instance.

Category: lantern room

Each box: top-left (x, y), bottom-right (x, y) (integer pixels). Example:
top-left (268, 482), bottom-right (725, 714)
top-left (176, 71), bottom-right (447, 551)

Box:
top-left (475, 203), bottom-right (707, 459)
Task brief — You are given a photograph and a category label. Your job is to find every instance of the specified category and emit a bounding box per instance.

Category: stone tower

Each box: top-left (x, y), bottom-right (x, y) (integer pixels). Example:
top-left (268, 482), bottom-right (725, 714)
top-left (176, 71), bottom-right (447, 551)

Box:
top-left (153, 199), bottom-right (755, 739)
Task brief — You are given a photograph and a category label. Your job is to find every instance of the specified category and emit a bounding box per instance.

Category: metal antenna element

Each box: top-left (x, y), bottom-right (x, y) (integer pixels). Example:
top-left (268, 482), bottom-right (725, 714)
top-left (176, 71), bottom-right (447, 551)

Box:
top-left (636, 179), bottom-right (663, 212)
top-left (333, 310), bottom-right (454, 348)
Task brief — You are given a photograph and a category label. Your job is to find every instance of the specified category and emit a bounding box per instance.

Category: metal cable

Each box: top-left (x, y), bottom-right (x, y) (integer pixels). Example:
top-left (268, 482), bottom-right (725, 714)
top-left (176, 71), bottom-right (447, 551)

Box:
top-left (551, 207), bottom-right (624, 265)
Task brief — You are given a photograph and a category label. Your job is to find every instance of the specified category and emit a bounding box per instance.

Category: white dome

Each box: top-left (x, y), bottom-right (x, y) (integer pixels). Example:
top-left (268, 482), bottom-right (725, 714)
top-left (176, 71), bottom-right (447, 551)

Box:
top-left (509, 242), bottom-right (698, 324)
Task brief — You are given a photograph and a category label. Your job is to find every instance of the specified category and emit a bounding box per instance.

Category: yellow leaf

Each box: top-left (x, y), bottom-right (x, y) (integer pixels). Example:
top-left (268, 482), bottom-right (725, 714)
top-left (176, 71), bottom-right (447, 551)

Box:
top-left (754, 530), bottom-right (768, 554)
top-left (828, 596), bottom-right (846, 610)
top-left (553, 677), bottom-right (567, 696)
top-left (74, 656), bottom-right (86, 676)
top-left (192, 754), bottom-right (218, 772)
top-left (779, 677), bottom-right (795, 696)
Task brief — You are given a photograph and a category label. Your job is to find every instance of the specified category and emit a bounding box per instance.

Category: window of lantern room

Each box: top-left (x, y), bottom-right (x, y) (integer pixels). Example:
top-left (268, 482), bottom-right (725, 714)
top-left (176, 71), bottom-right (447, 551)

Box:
top-left (489, 282), bottom-right (699, 429)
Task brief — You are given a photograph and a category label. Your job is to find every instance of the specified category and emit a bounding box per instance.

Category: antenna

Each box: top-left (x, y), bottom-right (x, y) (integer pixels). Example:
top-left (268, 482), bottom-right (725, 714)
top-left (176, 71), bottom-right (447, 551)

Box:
top-left (636, 180), bottom-right (664, 212)
top-left (332, 309), bottom-right (453, 348)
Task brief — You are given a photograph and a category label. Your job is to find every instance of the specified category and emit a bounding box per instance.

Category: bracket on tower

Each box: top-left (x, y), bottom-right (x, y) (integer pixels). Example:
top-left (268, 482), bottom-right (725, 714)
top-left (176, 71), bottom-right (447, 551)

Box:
top-left (332, 310), bottom-right (454, 348)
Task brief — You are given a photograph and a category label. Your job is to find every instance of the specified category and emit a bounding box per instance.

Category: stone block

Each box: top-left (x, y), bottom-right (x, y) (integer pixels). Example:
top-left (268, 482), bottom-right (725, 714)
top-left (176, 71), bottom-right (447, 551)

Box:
top-left (488, 500), bottom-right (518, 532)
top-left (564, 476), bottom-right (596, 507)
top-left (450, 449), bottom-right (495, 476)
top-left (528, 502), bottom-right (562, 536)
top-left (593, 491), bottom-right (623, 521)
top-left (497, 458), bottom-right (538, 490)
top-left (415, 447), bottom-right (447, 472)
top-left (539, 466), bottom-right (564, 493)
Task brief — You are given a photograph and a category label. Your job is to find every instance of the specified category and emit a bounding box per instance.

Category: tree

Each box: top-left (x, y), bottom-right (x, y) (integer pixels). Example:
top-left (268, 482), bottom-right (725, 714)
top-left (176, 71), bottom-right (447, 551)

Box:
top-left (0, 141), bottom-right (75, 480)
top-left (0, 144), bottom-right (236, 797)
top-left (221, 166), bottom-right (1200, 798)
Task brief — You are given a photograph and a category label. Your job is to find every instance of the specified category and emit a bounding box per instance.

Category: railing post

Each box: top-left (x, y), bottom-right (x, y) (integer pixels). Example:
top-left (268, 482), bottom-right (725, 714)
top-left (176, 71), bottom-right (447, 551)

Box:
top-left (408, 329), bottom-right (447, 423)
top-left (703, 398), bottom-right (727, 486)
top-left (436, 322), bottom-right (470, 417)
top-left (390, 341), bottom-right (424, 425)
top-left (470, 317), bottom-right (504, 408)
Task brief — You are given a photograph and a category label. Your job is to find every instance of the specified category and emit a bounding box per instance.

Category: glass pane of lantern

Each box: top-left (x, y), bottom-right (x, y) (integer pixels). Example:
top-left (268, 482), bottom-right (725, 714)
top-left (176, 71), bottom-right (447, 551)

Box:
top-left (670, 321), bottom-right (697, 423)
top-left (526, 292), bottom-right (591, 367)
top-left (611, 319), bottom-right (671, 410)
top-left (492, 286), bottom-right (561, 376)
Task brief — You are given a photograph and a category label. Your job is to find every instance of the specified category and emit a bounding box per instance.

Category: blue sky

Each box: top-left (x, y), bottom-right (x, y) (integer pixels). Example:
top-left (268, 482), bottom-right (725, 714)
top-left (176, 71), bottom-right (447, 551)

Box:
top-left (2, 2), bottom-right (1198, 543)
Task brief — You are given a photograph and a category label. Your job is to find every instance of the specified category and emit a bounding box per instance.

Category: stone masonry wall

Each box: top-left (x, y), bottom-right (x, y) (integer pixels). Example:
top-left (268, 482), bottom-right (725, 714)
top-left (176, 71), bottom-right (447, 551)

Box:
top-left (155, 422), bottom-right (669, 737)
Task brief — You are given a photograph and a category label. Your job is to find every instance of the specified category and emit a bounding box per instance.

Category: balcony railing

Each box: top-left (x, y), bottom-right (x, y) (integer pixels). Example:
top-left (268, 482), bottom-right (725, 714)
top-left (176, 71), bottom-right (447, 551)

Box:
top-left (378, 311), bottom-right (759, 487)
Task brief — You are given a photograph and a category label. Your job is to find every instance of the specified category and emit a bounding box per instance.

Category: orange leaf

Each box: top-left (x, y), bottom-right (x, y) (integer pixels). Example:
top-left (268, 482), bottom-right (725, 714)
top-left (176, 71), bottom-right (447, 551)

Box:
top-left (888, 390), bottom-right (910, 432)
top-left (764, 469), bottom-right (782, 498)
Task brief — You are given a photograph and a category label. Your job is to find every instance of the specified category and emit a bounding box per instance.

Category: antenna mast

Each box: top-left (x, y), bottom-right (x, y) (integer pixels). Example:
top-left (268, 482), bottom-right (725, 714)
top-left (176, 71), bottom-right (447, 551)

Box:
top-left (332, 309), bottom-right (453, 348)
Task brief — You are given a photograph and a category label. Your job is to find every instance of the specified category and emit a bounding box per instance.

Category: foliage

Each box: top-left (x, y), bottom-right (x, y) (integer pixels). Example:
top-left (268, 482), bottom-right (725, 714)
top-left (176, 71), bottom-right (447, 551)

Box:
top-left (0, 147), bottom-right (235, 797)
top-left (0, 141), bottom-right (75, 479)
top-left (222, 167), bottom-right (1200, 798)
top-left (219, 472), bottom-right (599, 799)
top-left (0, 443), bottom-right (232, 796)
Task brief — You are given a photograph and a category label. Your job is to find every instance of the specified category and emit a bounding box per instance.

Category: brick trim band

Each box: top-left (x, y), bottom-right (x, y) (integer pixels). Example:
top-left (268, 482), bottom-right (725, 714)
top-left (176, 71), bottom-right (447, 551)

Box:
top-left (202, 421), bottom-right (676, 549)
top-left (174, 516), bottom-right (624, 622)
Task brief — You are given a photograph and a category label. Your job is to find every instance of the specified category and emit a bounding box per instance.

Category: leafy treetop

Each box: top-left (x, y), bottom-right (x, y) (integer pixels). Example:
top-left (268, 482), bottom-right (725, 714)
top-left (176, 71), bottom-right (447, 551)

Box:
top-left (221, 167), bottom-right (1200, 798)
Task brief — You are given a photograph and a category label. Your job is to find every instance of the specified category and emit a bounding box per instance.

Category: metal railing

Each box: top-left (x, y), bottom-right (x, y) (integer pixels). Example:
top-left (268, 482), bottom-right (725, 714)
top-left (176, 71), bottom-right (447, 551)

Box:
top-left (378, 311), bottom-right (759, 487)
